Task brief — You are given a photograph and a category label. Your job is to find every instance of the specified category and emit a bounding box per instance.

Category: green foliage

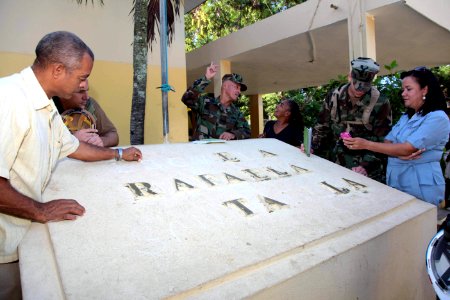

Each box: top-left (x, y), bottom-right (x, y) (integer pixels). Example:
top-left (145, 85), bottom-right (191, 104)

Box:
top-left (262, 92), bottom-right (283, 119)
top-left (264, 75), bottom-right (347, 128)
top-left (260, 61), bottom-right (404, 127)
top-left (373, 60), bottom-right (403, 123)
top-left (373, 62), bottom-right (450, 123)
top-left (236, 94), bottom-right (250, 119)
top-left (434, 65), bottom-right (450, 99)
top-left (185, 3), bottom-right (450, 129)
top-left (185, 0), bottom-right (306, 51)
top-left (260, 62), bottom-right (450, 128)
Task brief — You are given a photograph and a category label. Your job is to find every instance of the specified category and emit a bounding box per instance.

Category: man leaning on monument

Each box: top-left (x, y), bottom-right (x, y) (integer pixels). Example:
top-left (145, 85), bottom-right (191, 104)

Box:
top-left (0, 31), bottom-right (142, 300)
top-left (182, 62), bottom-right (251, 141)
top-left (311, 57), bottom-right (392, 183)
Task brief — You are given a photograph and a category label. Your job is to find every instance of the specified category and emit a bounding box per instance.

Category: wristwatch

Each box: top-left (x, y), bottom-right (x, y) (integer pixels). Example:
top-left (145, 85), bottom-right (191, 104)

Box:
top-left (115, 148), bottom-right (123, 161)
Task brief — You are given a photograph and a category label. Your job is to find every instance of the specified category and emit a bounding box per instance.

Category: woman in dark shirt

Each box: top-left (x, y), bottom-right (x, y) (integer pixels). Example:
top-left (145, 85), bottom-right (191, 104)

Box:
top-left (260, 99), bottom-right (304, 146)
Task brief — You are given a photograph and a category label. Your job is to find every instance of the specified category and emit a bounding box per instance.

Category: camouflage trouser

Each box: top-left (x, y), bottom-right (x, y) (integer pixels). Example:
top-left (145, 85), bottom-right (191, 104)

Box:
top-left (333, 142), bottom-right (387, 184)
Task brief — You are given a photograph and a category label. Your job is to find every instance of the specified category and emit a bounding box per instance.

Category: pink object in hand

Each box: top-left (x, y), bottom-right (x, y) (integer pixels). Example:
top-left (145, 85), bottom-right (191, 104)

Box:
top-left (340, 132), bottom-right (352, 139)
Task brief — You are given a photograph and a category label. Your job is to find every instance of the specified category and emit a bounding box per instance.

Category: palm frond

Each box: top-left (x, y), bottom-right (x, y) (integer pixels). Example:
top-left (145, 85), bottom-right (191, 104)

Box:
top-left (132, 0), bottom-right (182, 50)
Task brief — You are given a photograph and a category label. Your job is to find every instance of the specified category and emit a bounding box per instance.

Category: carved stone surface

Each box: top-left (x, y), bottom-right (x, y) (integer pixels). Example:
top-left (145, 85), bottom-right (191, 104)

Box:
top-left (19, 139), bottom-right (435, 299)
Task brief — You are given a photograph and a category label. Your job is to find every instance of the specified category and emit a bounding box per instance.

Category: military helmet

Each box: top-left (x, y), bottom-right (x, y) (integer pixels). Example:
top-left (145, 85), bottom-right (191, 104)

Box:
top-left (350, 57), bottom-right (380, 92)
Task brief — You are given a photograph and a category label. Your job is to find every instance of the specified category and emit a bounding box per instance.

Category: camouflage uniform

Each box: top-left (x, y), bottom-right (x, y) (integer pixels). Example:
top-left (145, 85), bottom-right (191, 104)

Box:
top-left (312, 83), bottom-right (392, 183)
top-left (182, 76), bottom-right (251, 140)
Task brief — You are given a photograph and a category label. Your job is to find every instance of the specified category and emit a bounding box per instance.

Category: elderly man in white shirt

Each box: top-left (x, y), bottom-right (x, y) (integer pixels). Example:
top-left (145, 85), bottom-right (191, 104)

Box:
top-left (0, 31), bottom-right (142, 300)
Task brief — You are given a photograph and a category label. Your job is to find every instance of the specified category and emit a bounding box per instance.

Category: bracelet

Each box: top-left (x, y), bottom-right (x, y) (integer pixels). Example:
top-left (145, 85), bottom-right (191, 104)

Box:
top-left (115, 148), bottom-right (123, 161)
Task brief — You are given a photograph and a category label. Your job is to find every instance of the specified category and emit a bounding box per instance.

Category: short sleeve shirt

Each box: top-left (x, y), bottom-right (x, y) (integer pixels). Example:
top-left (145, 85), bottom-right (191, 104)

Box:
top-left (0, 67), bottom-right (79, 263)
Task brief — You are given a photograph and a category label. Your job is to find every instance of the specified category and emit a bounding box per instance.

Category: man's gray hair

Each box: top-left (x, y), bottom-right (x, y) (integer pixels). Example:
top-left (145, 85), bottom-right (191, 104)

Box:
top-left (33, 31), bottom-right (94, 71)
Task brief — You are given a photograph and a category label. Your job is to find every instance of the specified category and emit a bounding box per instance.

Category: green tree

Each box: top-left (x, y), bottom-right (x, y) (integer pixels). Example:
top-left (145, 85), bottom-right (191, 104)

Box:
top-left (130, 0), bottom-right (149, 145)
top-left (130, 0), bottom-right (180, 144)
top-left (434, 65), bottom-right (450, 100)
top-left (185, 2), bottom-right (450, 132)
top-left (261, 63), bottom-right (450, 129)
top-left (185, 0), bottom-right (306, 52)
top-left (372, 60), bottom-right (402, 123)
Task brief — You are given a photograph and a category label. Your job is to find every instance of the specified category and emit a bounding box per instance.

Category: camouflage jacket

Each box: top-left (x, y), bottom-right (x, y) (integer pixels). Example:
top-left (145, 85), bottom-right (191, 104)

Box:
top-left (312, 83), bottom-right (392, 182)
top-left (182, 76), bottom-right (251, 140)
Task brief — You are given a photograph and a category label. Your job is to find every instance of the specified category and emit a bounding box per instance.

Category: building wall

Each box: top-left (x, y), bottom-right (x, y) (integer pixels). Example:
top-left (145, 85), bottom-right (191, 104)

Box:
top-left (0, 0), bottom-right (188, 145)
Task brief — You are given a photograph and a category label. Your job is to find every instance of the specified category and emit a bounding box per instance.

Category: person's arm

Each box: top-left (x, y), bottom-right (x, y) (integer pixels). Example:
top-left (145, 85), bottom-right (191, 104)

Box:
top-left (346, 111), bottom-right (449, 157)
top-left (68, 141), bottom-right (142, 162)
top-left (0, 177), bottom-right (85, 223)
top-left (181, 77), bottom-right (210, 110)
top-left (344, 138), bottom-right (417, 156)
top-left (100, 131), bottom-right (119, 147)
top-left (181, 63), bottom-right (217, 110)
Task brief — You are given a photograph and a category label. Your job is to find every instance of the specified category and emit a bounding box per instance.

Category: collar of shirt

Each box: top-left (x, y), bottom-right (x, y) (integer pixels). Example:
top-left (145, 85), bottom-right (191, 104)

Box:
top-left (21, 67), bottom-right (53, 111)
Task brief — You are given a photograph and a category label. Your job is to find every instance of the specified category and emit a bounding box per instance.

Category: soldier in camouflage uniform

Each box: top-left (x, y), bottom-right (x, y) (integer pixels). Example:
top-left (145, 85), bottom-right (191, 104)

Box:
top-left (312, 57), bottom-right (392, 183)
top-left (182, 62), bottom-right (251, 141)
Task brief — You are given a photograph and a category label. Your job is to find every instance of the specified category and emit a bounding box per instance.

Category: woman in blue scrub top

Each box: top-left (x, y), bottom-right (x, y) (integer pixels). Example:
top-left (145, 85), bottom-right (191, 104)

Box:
top-left (342, 67), bottom-right (450, 206)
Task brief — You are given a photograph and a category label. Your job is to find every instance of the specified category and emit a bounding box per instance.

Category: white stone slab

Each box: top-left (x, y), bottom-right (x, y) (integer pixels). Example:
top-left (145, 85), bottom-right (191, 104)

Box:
top-left (19, 139), bottom-right (436, 299)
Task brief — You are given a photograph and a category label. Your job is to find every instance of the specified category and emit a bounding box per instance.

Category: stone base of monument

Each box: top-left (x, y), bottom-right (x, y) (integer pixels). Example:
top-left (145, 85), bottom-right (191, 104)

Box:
top-left (19, 139), bottom-right (435, 299)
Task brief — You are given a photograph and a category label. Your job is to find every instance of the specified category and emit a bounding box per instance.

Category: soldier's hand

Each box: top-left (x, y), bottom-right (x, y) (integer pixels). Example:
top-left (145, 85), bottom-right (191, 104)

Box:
top-left (205, 62), bottom-right (218, 80)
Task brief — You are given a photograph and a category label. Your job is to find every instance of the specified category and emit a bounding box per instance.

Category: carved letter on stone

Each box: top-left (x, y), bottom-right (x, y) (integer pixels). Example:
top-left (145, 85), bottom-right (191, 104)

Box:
top-left (242, 169), bottom-right (270, 181)
top-left (342, 178), bottom-right (367, 191)
top-left (224, 173), bottom-right (246, 183)
top-left (266, 167), bottom-right (291, 177)
top-left (290, 165), bottom-right (310, 174)
top-left (125, 182), bottom-right (158, 197)
top-left (198, 174), bottom-right (218, 186)
top-left (321, 181), bottom-right (350, 194)
top-left (259, 149), bottom-right (277, 157)
top-left (174, 179), bottom-right (195, 191)
top-left (223, 199), bottom-right (254, 216)
top-left (216, 152), bottom-right (240, 162)
top-left (259, 196), bottom-right (288, 213)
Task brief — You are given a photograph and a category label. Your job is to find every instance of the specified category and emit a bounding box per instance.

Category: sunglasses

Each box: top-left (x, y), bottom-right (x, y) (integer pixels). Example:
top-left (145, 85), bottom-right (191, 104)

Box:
top-left (414, 66), bottom-right (429, 72)
top-left (400, 66), bottom-right (432, 80)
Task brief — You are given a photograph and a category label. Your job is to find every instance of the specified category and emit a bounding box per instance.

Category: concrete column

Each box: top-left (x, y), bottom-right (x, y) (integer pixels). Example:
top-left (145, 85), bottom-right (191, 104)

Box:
top-left (249, 94), bottom-right (264, 138)
top-left (215, 60), bottom-right (231, 97)
top-left (365, 14), bottom-right (376, 60)
top-left (347, 0), bottom-right (377, 62)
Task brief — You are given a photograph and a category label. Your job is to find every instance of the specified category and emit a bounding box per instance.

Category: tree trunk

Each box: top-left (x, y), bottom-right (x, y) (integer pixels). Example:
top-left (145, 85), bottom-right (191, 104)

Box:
top-left (130, 0), bottom-right (149, 145)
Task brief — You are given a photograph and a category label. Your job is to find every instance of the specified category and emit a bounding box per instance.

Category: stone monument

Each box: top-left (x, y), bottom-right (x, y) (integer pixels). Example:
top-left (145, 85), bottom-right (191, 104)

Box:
top-left (19, 139), bottom-right (435, 299)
